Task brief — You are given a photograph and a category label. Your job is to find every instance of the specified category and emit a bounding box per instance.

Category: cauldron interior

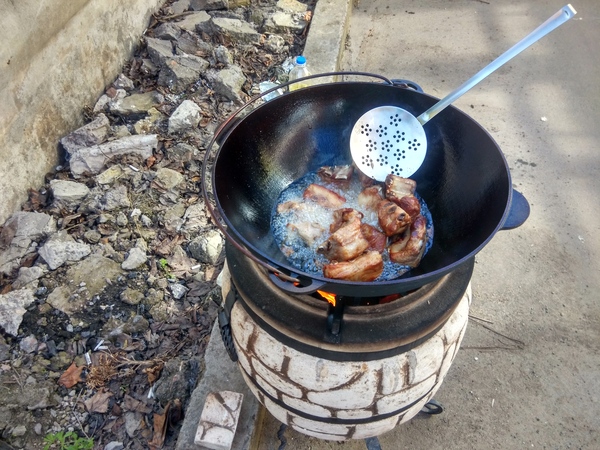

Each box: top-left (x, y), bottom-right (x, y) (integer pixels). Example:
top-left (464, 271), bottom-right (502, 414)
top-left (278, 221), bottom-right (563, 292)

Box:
top-left (213, 82), bottom-right (510, 291)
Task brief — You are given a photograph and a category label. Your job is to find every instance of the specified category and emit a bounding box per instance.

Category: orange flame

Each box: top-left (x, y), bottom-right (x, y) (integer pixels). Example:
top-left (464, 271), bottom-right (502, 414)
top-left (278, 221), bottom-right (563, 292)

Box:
top-left (317, 290), bottom-right (337, 307)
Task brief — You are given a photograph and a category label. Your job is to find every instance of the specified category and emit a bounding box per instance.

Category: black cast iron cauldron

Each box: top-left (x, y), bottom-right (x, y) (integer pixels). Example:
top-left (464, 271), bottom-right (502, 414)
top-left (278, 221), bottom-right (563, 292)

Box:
top-left (202, 73), bottom-right (529, 297)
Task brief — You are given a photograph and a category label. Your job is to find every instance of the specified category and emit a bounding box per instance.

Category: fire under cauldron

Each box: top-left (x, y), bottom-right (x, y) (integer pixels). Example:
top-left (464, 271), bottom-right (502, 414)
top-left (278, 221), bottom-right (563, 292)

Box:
top-left (202, 73), bottom-right (529, 441)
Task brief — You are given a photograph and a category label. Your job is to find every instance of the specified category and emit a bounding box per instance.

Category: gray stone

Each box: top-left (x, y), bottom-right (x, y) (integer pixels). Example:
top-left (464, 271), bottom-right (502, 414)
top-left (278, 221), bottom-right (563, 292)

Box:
top-left (104, 442), bottom-right (125, 450)
top-left (122, 247), bottom-right (148, 270)
top-left (11, 425), bottom-right (27, 437)
top-left (102, 185), bottom-right (131, 211)
top-left (120, 288), bottom-right (144, 305)
top-left (141, 58), bottom-right (159, 76)
top-left (174, 32), bottom-right (213, 57)
top-left (188, 230), bottom-right (224, 265)
top-left (173, 11), bottom-right (212, 32)
top-left (154, 168), bottom-right (184, 190)
top-left (190, 0), bottom-right (227, 11)
top-left (215, 45), bottom-right (233, 66)
top-left (159, 55), bottom-right (210, 93)
top-left (34, 423), bottom-right (43, 435)
top-left (50, 180), bottom-right (90, 208)
top-left (108, 91), bottom-right (164, 116)
top-left (169, 0), bottom-right (191, 14)
top-left (113, 73), bottom-right (135, 90)
top-left (84, 230), bottom-right (102, 244)
top-left (116, 212), bottom-right (128, 227)
top-left (0, 211), bottom-right (56, 249)
top-left (182, 203), bottom-right (209, 232)
top-left (69, 134), bottom-right (158, 178)
top-left (207, 65), bottom-right (246, 102)
top-left (265, 34), bottom-right (286, 54)
top-left (13, 266), bottom-right (46, 289)
top-left (146, 37), bottom-right (174, 67)
top-left (211, 17), bottom-right (261, 44)
top-left (264, 11), bottom-right (308, 34)
top-left (19, 335), bottom-right (38, 353)
top-left (169, 100), bottom-right (203, 134)
top-left (46, 285), bottom-right (82, 317)
top-left (170, 283), bottom-right (188, 300)
top-left (276, 0), bottom-right (308, 13)
top-left (155, 22), bottom-right (182, 41)
top-left (96, 165), bottom-right (125, 185)
top-left (124, 411), bottom-right (142, 438)
top-left (60, 114), bottom-right (111, 155)
top-left (38, 232), bottom-right (91, 270)
top-left (0, 288), bottom-right (35, 336)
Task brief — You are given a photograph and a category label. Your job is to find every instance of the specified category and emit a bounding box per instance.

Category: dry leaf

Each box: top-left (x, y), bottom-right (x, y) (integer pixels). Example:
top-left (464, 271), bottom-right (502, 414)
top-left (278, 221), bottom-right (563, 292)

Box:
top-left (84, 389), bottom-right (113, 413)
top-left (148, 401), bottom-right (171, 450)
top-left (58, 362), bottom-right (84, 388)
top-left (124, 394), bottom-right (152, 414)
top-left (143, 363), bottom-right (163, 385)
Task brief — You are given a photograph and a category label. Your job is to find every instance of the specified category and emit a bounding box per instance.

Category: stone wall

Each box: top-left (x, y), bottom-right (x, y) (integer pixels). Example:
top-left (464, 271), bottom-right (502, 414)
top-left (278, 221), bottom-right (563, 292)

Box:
top-left (0, 0), bottom-right (164, 224)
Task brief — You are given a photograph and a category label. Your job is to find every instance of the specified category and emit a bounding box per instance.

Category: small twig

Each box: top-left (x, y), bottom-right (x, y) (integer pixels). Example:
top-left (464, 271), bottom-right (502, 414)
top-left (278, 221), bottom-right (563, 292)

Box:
top-left (466, 319), bottom-right (525, 350)
top-left (72, 388), bottom-right (91, 439)
top-left (469, 313), bottom-right (494, 324)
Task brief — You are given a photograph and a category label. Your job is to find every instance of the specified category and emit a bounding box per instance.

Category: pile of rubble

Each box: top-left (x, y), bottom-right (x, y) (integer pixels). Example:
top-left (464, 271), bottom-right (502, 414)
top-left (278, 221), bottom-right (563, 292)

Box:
top-left (0, 0), bottom-right (315, 448)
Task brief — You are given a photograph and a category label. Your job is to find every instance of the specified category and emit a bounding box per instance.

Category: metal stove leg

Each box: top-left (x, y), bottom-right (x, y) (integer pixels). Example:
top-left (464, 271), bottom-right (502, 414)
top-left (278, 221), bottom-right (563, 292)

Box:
top-left (365, 436), bottom-right (383, 450)
top-left (277, 423), bottom-right (287, 450)
top-left (420, 398), bottom-right (444, 415)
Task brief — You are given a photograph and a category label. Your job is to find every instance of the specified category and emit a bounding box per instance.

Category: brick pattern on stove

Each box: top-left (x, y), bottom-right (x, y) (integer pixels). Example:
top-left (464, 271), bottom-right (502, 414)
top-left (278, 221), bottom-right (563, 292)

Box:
top-left (230, 284), bottom-right (472, 440)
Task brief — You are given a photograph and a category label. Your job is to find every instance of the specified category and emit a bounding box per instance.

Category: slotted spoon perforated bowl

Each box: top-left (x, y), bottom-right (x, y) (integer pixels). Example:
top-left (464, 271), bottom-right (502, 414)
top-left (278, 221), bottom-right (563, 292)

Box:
top-left (350, 4), bottom-right (577, 181)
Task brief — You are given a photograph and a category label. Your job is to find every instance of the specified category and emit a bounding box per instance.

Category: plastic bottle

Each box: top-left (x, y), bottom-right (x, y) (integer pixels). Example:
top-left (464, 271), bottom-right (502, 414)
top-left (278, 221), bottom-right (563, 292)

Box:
top-left (288, 56), bottom-right (311, 91)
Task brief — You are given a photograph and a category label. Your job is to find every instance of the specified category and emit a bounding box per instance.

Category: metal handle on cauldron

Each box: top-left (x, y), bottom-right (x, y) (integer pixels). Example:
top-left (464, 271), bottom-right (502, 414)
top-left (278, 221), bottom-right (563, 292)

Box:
top-left (201, 72), bottom-right (404, 289)
top-left (501, 189), bottom-right (530, 230)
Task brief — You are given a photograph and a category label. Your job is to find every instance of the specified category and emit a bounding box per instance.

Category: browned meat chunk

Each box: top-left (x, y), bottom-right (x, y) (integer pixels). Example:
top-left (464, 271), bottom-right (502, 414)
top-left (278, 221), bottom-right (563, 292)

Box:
top-left (389, 214), bottom-right (428, 267)
top-left (358, 185), bottom-right (384, 211)
top-left (303, 184), bottom-right (346, 209)
top-left (287, 222), bottom-right (326, 247)
top-left (385, 174), bottom-right (416, 203)
top-left (394, 195), bottom-right (421, 218)
top-left (323, 251), bottom-right (383, 282)
top-left (377, 200), bottom-right (412, 236)
top-left (360, 223), bottom-right (387, 253)
top-left (317, 165), bottom-right (354, 187)
top-left (317, 215), bottom-right (369, 262)
top-left (330, 208), bottom-right (364, 233)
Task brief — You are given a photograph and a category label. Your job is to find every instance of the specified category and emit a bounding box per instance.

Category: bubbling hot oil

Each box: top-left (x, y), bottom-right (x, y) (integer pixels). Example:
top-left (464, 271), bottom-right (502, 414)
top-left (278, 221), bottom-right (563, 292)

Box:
top-left (270, 171), bottom-right (434, 281)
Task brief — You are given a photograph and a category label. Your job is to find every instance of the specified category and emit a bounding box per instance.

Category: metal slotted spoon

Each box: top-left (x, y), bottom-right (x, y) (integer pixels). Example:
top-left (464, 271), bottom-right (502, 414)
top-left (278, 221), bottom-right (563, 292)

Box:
top-left (350, 4), bottom-right (577, 182)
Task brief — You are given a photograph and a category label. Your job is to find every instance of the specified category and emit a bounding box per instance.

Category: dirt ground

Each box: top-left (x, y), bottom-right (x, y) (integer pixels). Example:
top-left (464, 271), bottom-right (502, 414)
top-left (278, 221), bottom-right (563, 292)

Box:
top-left (256, 0), bottom-right (600, 448)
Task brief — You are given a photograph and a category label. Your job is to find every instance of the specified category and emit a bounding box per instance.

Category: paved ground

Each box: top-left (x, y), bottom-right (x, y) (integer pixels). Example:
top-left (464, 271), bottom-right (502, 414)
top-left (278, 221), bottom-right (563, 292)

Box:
top-left (253, 0), bottom-right (600, 449)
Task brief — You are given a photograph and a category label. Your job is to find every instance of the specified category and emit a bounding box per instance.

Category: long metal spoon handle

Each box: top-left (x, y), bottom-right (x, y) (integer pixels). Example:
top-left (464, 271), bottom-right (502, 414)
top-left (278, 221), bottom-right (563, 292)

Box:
top-left (417, 4), bottom-right (577, 125)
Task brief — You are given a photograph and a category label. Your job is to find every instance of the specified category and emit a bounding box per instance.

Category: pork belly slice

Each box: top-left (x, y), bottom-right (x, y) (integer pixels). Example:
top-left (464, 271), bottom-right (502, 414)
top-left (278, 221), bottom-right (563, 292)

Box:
top-left (385, 174), bottom-right (416, 203)
top-left (317, 215), bottom-right (369, 262)
top-left (330, 208), bottom-right (364, 233)
top-left (323, 251), bottom-right (383, 282)
top-left (360, 223), bottom-right (387, 253)
top-left (277, 200), bottom-right (307, 214)
top-left (287, 221), bottom-right (326, 247)
top-left (303, 183), bottom-right (346, 209)
top-left (394, 195), bottom-right (421, 218)
top-left (377, 200), bottom-right (412, 237)
top-left (358, 185), bottom-right (384, 211)
top-left (389, 214), bottom-right (428, 268)
top-left (317, 165), bottom-right (354, 187)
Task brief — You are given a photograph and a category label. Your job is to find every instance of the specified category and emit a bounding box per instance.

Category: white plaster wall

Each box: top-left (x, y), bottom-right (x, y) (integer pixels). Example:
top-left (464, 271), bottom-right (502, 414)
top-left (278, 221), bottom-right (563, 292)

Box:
top-left (0, 0), bottom-right (163, 223)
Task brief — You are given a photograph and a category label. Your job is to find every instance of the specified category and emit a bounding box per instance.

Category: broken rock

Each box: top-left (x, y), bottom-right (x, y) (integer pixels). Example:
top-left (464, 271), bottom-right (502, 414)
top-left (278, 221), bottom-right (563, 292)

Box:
top-left (207, 65), bottom-right (246, 102)
top-left (0, 288), bottom-right (36, 336)
top-left (38, 231), bottom-right (91, 270)
top-left (69, 134), bottom-right (158, 177)
top-left (169, 100), bottom-right (203, 134)
top-left (211, 17), bottom-right (261, 45)
top-left (122, 247), bottom-right (148, 270)
top-left (60, 113), bottom-right (110, 155)
top-left (50, 180), bottom-right (90, 209)
top-left (108, 91), bottom-right (164, 116)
